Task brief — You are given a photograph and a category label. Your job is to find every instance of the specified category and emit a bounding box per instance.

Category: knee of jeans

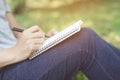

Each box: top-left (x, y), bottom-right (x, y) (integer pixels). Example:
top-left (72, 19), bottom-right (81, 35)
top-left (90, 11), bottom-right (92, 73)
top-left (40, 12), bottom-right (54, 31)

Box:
top-left (78, 27), bottom-right (97, 40)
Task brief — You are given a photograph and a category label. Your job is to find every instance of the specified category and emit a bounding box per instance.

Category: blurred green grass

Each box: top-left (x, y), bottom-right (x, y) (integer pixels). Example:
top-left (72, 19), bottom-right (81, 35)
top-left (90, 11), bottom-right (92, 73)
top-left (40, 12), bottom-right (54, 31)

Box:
top-left (15, 1), bottom-right (120, 47)
top-left (11, 0), bottom-right (120, 80)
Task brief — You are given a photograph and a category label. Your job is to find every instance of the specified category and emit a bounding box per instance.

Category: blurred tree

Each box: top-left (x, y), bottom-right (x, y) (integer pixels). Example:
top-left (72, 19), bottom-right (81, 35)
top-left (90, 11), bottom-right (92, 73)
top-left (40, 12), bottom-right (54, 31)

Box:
top-left (8, 0), bottom-right (101, 12)
top-left (11, 0), bottom-right (26, 14)
top-left (26, 0), bottom-right (100, 10)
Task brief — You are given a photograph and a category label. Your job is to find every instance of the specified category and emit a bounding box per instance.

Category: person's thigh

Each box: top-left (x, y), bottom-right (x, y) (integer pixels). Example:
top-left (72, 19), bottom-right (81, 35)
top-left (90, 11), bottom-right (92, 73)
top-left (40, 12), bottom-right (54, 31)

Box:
top-left (0, 28), bottom-right (89, 80)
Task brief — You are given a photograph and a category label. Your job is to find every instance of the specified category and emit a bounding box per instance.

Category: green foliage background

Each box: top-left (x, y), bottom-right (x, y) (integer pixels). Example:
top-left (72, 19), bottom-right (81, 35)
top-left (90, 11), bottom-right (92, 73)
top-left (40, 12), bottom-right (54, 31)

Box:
top-left (8, 0), bottom-right (120, 80)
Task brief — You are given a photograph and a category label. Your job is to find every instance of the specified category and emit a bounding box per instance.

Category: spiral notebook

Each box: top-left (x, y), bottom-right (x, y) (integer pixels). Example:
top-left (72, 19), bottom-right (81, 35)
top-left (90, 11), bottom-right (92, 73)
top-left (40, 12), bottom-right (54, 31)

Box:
top-left (29, 20), bottom-right (83, 59)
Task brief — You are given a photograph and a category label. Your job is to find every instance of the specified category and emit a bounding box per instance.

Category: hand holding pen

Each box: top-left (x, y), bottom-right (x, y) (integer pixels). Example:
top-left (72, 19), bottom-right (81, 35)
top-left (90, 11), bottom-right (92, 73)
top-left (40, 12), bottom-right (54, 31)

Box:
top-left (12, 27), bottom-right (49, 38)
top-left (11, 25), bottom-right (46, 60)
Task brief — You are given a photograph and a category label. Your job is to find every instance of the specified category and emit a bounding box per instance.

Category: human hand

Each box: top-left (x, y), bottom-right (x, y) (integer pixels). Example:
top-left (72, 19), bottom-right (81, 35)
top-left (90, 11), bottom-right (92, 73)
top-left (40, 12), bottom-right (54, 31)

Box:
top-left (14, 25), bottom-right (45, 61)
top-left (46, 28), bottom-right (58, 38)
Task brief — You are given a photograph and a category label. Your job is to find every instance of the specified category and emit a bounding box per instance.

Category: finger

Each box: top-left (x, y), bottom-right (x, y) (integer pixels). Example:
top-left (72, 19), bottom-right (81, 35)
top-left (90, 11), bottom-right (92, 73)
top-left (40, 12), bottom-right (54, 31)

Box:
top-left (27, 38), bottom-right (45, 45)
top-left (47, 28), bottom-right (58, 37)
top-left (29, 45), bottom-right (41, 53)
top-left (25, 25), bottom-right (43, 33)
top-left (29, 31), bottom-right (45, 39)
top-left (34, 38), bottom-right (45, 45)
top-left (51, 29), bottom-right (58, 34)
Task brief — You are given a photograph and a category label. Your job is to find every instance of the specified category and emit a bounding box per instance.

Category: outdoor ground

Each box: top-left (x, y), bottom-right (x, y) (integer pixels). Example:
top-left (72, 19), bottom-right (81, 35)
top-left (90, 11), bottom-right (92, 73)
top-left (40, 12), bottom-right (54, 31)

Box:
top-left (11, 0), bottom-right (120, 80)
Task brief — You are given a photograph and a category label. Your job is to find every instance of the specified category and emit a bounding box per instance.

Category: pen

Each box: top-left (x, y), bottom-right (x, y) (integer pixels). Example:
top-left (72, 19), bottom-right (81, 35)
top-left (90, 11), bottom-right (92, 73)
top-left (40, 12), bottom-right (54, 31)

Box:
top-left (12, 27), bottom-right (49, 37)
top-left (12, 27), bottom-right (24, 32)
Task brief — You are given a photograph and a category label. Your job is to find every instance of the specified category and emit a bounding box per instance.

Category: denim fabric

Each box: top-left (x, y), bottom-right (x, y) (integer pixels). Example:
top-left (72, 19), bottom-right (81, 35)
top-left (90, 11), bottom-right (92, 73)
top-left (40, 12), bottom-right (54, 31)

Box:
top-left (0, 28), bottom-right (120, 80)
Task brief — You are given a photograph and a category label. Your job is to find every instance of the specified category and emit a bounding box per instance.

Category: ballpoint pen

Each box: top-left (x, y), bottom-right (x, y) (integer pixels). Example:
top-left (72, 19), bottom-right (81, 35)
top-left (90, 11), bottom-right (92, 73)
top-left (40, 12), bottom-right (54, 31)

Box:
top-left (12, 27), bottom-right (49, 37)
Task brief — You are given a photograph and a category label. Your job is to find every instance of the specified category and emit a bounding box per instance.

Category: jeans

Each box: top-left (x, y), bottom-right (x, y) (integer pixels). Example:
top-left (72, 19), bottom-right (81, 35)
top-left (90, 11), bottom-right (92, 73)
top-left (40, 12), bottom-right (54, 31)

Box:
top-left (0, 28), bottom-right (120, 80)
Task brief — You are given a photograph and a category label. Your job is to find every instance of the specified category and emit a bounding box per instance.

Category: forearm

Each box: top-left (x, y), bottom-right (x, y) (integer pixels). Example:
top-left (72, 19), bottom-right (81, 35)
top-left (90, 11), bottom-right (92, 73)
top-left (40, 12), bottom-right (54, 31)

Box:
top-left (6, 12), bottom-right (25, 39)
top-left (0, 47), bottom-right (20, 68)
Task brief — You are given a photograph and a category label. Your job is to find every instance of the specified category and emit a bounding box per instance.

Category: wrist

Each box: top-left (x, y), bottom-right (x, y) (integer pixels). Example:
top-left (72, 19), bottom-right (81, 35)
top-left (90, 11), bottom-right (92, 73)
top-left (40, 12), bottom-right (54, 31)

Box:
top-left (8, 46), bottom-right (24, 64)
top-left (13, 43), bottom-right (30, 62)
top-left (9, 46), bottom-right (22, 63)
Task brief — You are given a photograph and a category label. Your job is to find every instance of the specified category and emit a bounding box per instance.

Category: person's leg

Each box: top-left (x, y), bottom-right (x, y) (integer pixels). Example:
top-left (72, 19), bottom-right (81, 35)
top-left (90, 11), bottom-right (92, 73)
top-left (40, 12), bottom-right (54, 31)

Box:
top-left (81, 30), bottom-right (120, 80)
top-left (0, 28), bottom-right (120, 80)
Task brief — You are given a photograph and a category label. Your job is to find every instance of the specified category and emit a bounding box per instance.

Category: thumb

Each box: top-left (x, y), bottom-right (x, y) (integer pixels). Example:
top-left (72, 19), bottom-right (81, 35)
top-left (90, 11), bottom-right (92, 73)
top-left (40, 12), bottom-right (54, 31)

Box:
top-left (25, 25), bottom-right (43, 33)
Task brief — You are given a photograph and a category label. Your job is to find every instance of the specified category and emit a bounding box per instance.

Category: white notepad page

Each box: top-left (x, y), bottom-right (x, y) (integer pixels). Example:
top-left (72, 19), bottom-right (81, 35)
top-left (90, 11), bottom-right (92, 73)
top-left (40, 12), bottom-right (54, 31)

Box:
top-left (29, 20), bottom-right (83, 59)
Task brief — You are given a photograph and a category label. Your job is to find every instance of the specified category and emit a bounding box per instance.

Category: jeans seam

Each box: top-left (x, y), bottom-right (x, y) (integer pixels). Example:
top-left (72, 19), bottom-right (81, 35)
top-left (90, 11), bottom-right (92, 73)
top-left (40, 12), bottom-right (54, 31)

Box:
top-left (93, 57), bottom-right (114, 80)
top-left (83, 51), bottom-right (95, 72)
